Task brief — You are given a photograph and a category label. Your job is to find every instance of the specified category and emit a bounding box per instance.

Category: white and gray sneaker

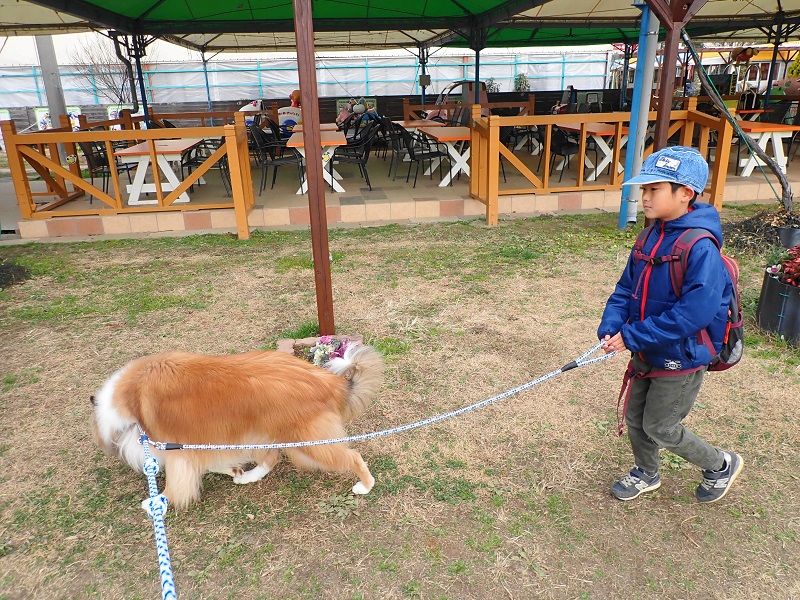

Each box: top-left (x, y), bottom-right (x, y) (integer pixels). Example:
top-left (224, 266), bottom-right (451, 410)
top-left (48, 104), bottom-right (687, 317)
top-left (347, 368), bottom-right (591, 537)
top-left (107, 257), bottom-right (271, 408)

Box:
top-left (696, 451), bottom-right (743, 504)
top-left (611, 466), bottom-right (661, 501)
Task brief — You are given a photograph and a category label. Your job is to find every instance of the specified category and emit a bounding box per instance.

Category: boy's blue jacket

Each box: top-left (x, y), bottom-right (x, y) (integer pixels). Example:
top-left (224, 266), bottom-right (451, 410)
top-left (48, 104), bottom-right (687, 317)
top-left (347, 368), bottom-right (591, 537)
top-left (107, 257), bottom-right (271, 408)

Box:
top-left (598, 203), bottom-right (732, 371)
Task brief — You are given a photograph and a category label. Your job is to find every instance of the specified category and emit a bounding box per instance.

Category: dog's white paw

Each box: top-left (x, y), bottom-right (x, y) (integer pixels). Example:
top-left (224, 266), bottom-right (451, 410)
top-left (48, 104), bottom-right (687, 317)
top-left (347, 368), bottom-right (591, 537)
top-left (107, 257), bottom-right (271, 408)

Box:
top-left (233, 465), bottom-right (270, 485)
top-left (352, 481), bottom-right (371, 495)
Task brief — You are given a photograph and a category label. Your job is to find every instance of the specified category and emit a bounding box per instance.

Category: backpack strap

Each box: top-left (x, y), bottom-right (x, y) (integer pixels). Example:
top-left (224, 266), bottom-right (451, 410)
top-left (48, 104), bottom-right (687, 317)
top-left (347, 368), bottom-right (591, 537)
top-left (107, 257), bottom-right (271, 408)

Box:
top-left (668, 228), bottom-right (720, 297)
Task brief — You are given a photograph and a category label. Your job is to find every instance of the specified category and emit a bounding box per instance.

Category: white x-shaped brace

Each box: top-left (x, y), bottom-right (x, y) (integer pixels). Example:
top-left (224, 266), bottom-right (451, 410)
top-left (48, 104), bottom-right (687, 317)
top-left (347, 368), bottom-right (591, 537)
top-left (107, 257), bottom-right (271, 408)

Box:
top-left (293, 145), bottom-right (345, 194)
top-left (424, 140), bottom-right (471, 186)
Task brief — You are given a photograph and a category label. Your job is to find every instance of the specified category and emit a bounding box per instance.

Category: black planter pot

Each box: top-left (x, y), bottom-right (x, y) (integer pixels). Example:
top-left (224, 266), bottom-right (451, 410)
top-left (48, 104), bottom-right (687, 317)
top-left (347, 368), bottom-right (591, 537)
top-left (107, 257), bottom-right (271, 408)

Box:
top-left (756, 272), bottom-right (800, 345)
top-left (777, 226), bottom-right (800, 249)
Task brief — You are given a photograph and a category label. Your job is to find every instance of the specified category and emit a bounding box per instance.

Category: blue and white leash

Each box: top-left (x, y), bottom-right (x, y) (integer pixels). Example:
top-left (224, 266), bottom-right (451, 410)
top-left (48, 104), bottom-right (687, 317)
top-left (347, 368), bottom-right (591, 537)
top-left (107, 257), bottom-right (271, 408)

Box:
top-left (141, 342), bottom-right (616, 453)
top-left (140, 433), bottom-right (178, 600)
top-left (135, 342), bottom-right (614, 600)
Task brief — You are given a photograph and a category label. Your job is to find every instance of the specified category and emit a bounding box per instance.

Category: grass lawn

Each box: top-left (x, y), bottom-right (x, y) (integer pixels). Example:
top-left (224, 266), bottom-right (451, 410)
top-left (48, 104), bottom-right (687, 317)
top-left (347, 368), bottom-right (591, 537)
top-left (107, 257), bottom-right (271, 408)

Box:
top-left (1, 207), bottom-right (798, 599)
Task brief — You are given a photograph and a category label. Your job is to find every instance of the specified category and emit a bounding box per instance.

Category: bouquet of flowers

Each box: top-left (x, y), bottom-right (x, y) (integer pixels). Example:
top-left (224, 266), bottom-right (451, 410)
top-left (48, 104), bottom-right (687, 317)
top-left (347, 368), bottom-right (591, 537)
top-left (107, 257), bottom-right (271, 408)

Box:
top-left (307, 335), bottom-right (349, 367)
top-left (766, 244), bottom-right (800, 287)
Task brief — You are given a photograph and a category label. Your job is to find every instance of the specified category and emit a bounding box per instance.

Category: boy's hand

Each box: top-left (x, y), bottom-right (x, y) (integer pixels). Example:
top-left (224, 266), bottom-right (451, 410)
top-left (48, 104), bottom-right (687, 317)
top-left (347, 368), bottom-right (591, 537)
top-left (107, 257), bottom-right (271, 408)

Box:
top-left (601, 333), bottom-right (627, 354)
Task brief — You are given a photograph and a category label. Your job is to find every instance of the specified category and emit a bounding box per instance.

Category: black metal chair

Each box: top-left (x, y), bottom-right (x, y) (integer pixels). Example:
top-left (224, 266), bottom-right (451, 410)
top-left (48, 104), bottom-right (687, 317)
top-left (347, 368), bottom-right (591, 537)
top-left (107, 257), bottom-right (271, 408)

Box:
top-left (548, 127), bottom-right (580, 182)
top-left (249, 124), bottom-right (304, 194)
top-left (328, 122), bottom-right (380, 190)
top-left (264, 117), bottom-right (290, 147)
top-left (388, 122), bottom-right (410, 181)
top-left (77, 139), bottom-right (135, 203)
top-left (210, 137), bottom-right (232, 197)
top-left (397, 125), bottom-right (448, 187)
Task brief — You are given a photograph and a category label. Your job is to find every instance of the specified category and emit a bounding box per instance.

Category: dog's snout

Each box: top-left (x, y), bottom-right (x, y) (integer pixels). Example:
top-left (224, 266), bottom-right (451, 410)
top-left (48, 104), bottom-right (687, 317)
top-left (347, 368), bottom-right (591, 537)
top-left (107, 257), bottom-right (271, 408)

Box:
top-left (90, 395), bottom-right (97, 406)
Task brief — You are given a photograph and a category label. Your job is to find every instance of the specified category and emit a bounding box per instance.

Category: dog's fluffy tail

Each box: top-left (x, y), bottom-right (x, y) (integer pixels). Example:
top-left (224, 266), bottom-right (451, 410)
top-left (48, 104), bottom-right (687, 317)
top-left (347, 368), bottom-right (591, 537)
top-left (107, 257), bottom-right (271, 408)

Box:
top-left (325, 343), bottom-right (384, 422)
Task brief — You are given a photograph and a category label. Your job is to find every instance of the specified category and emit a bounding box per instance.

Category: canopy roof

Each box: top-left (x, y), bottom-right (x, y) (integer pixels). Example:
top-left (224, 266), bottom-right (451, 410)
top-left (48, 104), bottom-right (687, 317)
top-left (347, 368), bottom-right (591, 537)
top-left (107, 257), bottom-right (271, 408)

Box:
top-left (0, 0), bottom-right (92, 36)
top-left (7, 0), bottom-right (800, 52)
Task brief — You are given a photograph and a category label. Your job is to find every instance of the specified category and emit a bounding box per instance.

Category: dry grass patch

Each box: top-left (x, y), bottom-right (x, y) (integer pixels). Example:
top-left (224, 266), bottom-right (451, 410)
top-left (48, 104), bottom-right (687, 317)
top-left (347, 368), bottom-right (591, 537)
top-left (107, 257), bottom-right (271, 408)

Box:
top-left (1, 209), bottom-right (799, 599)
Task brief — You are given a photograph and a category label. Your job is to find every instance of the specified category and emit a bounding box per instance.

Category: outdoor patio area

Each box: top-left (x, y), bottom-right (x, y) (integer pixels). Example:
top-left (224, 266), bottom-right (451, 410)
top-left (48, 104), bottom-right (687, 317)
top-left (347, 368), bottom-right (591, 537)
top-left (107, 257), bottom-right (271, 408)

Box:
top-left (1, 136), bottom-right (793, 242)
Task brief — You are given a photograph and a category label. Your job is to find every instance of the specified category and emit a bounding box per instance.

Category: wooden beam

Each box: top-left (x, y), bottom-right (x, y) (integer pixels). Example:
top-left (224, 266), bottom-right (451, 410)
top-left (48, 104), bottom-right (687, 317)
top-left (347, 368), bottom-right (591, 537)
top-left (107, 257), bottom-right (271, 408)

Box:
top-left (648, 0), bottom-right (709, 149)
top-left (293, 0), bottom-right (335, 335)
top-left (653, 21), bottom-right (681, 149)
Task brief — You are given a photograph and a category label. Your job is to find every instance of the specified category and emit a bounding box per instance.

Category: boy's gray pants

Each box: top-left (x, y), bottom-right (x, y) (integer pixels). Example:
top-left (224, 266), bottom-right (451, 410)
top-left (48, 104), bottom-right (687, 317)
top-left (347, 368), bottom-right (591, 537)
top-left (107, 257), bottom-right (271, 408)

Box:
top-left (626, 354), bottom-right (724, 475)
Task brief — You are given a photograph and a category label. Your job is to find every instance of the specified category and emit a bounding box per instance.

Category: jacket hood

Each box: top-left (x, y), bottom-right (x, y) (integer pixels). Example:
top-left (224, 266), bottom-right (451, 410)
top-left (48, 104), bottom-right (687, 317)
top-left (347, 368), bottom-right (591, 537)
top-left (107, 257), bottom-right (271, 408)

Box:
top-left (657, 202), bottom-right (723, 246)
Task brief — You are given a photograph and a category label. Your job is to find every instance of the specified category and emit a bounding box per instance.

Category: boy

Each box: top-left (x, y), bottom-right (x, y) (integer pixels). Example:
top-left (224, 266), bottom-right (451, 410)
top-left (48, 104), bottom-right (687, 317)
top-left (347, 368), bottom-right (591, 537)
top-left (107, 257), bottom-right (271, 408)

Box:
top-left (598, 146), bottom-right (743, 503)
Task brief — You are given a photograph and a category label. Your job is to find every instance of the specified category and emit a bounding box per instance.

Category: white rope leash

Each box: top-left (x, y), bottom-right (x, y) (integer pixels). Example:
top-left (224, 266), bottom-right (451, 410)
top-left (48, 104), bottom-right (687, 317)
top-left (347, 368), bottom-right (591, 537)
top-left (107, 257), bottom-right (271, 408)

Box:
top-left (140, 342), bottom-right (616, 453)
top-left (139, 438), bottom-right (178, 600)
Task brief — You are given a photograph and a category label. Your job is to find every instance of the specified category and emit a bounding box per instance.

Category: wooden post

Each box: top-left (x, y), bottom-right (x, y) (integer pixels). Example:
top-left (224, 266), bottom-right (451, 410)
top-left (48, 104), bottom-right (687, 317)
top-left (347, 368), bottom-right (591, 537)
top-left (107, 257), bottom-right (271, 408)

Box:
top-left (234, 112), bottom-right (255, 212)
top-left (486, 114), bottom-right (499, 226)
top-left (1, 120), bottom-right (34, 219)
top-left (224, 122), bottom-right (252, 240)
top-left (294, 0), bottom-right (335, 335)
top-left (708, 116), bottom-right (732, 210)
top-left (679, 113), bottom-right (694, 146)
top-left (469, 104), bottom-right (482, 201)
top-left (646, 0), bottom-right (709, 149)
top-left (653, 26), bottom-right (681, 149)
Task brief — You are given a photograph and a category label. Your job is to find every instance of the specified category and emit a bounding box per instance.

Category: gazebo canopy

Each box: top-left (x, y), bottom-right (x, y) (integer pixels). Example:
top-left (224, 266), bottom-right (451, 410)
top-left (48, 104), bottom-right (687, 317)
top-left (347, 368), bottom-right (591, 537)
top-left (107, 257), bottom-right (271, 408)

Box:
top-left (6, 0), bottom-right (800, 53)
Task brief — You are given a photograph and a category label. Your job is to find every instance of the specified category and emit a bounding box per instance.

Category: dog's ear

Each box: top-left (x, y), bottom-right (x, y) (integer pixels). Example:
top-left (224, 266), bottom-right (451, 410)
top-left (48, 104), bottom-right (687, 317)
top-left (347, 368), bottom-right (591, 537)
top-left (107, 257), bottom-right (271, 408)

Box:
top-left (90, 395), bottom-right (97, 406)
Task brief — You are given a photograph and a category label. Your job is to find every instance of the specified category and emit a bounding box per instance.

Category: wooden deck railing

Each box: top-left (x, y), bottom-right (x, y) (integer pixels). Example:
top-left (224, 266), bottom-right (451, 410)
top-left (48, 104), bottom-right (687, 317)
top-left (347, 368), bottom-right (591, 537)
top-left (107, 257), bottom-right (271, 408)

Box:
top-left (469, 104), bottom-right (733, 225)
top-left (402, 96), bottom-right (536, 121)
top-left (0, 111), bottom-right (255, 239)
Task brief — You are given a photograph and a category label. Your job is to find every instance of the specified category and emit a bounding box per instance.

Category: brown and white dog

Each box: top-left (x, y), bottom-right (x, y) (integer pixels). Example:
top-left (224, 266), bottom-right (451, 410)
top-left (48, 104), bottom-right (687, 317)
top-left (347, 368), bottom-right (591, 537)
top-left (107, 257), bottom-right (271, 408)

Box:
top-left (90, 343), bottom-right (384, 510)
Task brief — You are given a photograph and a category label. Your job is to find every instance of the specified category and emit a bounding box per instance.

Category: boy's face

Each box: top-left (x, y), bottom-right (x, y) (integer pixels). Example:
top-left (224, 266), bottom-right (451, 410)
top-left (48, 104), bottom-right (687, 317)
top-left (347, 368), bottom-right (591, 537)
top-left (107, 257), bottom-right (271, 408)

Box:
top-left (640, 181), bottom-right (694, 222)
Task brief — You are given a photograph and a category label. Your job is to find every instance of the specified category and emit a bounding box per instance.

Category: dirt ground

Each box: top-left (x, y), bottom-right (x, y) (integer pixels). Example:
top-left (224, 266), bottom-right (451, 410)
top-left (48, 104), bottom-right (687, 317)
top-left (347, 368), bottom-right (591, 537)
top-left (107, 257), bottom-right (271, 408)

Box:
top-left (0, 213), bottom-right (798, 599)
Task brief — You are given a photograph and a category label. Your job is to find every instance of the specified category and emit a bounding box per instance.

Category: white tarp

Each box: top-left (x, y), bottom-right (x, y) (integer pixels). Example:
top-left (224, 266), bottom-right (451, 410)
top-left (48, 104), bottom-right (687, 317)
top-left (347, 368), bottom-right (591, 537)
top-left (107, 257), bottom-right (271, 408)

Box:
top-left (0, 50), bottom-right (612, 108)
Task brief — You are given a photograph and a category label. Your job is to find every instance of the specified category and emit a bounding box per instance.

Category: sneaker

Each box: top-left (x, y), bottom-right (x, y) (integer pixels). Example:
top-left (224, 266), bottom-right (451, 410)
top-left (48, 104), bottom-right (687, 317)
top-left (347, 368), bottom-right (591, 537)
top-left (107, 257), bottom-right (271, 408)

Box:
top-left (696, 451), bottom-right (744, 504)
top-left (611, 466), bottom-right (661, 501)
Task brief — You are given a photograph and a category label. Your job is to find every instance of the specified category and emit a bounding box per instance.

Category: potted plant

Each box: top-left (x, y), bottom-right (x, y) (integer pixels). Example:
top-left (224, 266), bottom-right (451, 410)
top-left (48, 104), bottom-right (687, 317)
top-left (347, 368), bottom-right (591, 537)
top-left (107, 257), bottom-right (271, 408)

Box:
top-left (765, 208), bottom-right (800, 248)
top-left (756, 244), bottom-right (800, 345)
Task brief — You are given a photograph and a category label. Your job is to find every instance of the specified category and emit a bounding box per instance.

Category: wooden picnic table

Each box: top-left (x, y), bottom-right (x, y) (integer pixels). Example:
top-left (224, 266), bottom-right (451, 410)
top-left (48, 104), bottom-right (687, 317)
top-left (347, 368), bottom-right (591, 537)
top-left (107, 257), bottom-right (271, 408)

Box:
top-left (286, 130), bottom-right (348, 194)
top-left (418, 126), bottom-right (471, 187)
top-left (114, 138), bottom-right (205, 205)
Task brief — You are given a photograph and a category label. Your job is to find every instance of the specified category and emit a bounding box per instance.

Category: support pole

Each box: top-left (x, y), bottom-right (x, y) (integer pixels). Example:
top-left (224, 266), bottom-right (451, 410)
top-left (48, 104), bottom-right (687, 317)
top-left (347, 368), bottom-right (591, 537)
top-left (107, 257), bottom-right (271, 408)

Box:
top-left (619, 4), bottom-right (658, 228)
top-left (652, 25), bottom-right (680, 149)
top-left (34, 36), bottom-right (67, 159)
top-left (419, 46), bottom-right (428, 106)
top-left (470, 25), bottom-right (487, 104)
top-left (202, 51), bottom-right (214, 125)
top-left (763, 19), bottom-right (785, 108)
top-left (475, 50), bottom-right (481, 103)
top-left (620, 42), bottom-right (633, 110)
top-left (293, 0), bottom-right (335, 334)
top-left (646, 0), bottom-right (709, 150)
top-left (133, 36), bottom-right (151, 127)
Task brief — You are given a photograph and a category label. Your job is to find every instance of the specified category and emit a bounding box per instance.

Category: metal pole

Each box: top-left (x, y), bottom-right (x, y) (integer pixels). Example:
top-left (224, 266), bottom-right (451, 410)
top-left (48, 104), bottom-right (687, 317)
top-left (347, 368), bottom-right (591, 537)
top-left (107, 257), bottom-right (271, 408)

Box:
top-left (474, 49), bottom-right (481, 103)
top-left (620, 43), bottom-right (632, 110)
top-left (763, 22), bottom-right (784, 108)
top-left (293, 0), bottom-right (335, 334)
top-left (202, 51), bottom-right (214, 122)
top-left (34, 35), bottom-right (68, 159)
top-left (420, 47), bottom-right (428, 106)
top-left (133, 36), bottom-right (151, 127)
top-left (619, 4), bottom-right (658, 228)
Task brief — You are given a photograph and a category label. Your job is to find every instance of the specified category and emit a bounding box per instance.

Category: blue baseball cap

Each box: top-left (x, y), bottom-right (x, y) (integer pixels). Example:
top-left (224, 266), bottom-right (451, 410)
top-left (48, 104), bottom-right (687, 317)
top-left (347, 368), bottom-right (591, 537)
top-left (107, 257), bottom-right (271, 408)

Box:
top-left (622, 146), bottom-right (708, 194)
